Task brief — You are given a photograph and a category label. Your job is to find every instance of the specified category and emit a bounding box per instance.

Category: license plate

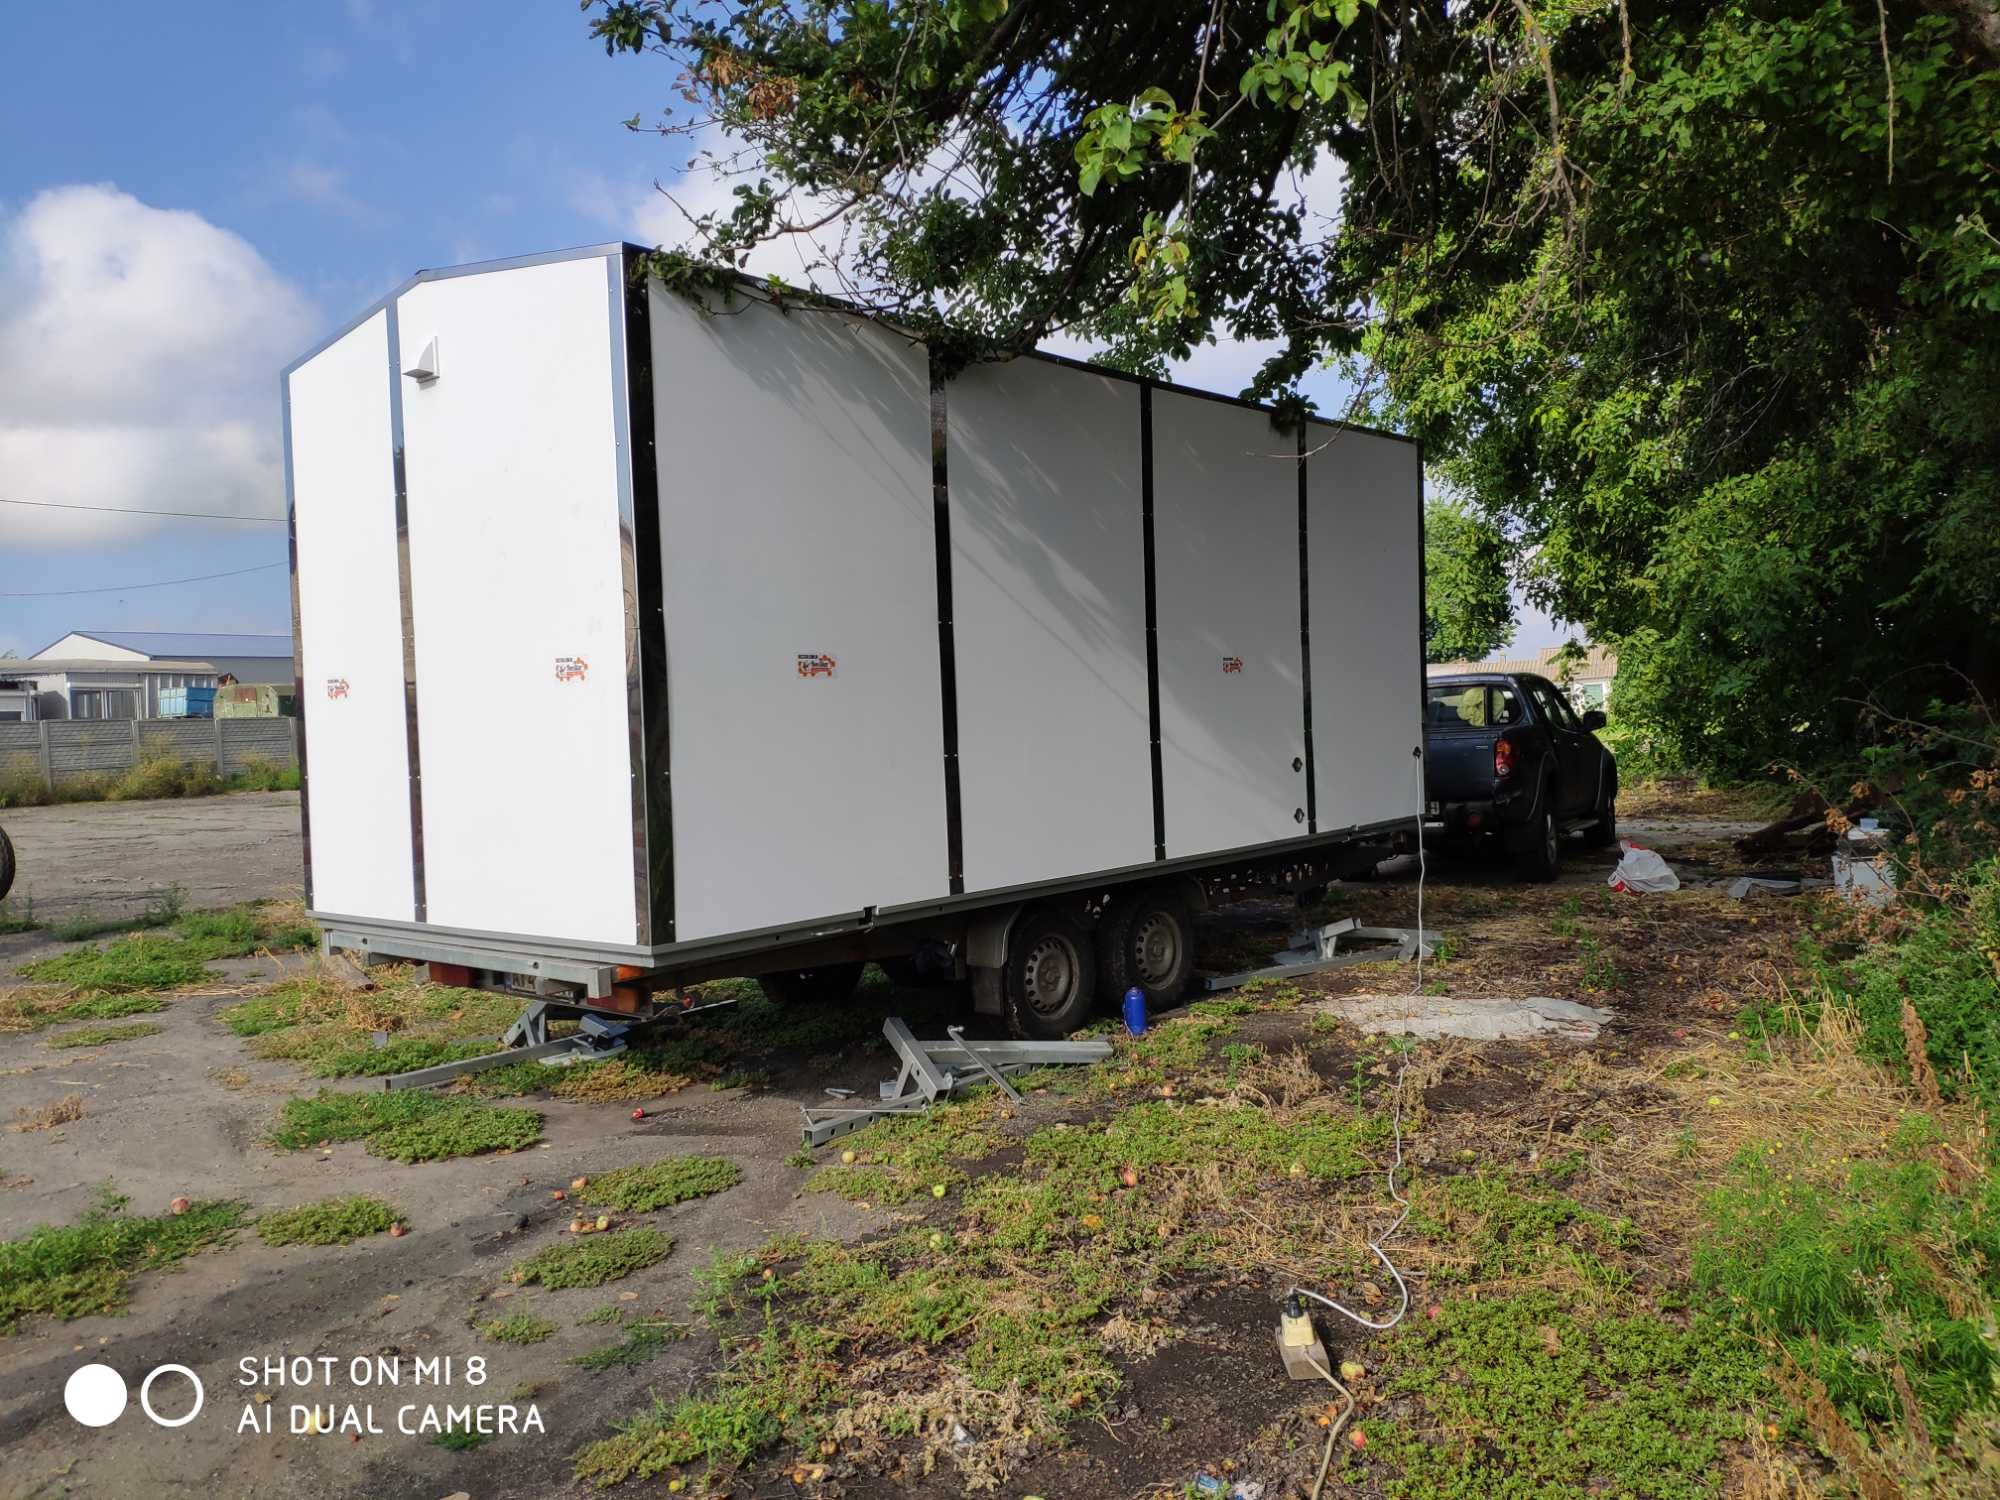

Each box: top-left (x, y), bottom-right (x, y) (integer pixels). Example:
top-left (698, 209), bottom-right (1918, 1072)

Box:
top-left (1425, 801), bottom-right (1442, 817)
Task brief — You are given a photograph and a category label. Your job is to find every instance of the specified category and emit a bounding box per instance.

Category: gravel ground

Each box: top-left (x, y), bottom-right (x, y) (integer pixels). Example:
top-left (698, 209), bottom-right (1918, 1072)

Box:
top-left (1, 791), bottom-right (303, 924)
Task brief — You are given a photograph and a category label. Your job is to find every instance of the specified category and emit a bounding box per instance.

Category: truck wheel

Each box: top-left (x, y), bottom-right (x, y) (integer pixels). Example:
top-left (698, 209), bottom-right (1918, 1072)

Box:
top-left (1585, 779), bottom-right (1618, 849)
top-left (1097, 887), bottom-right (1192, 1010)
top-left (0, 826), bottom-right (12, 905)
top-left (757, 962), bottom-right (864, 1007)
top-left (1002, 908), bottom-right (1097, 1041)
top-left (1514, 796), bottom-right (1562, 883)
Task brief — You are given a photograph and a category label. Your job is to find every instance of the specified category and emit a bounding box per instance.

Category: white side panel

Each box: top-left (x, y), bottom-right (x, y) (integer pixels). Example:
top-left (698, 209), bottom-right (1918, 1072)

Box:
top-left (396, 257), bottom-right (638, 944)
top-left (1309, 428), bottom-right (1424, 830)
top-left (1152, 392), bottom-right (1306, 856)
top-left (651, 288), bottom-right (946, 941)
top-left (289, 311), bottom-right (414, 919)
top-left (948, 361), bottom-right (1153, 891)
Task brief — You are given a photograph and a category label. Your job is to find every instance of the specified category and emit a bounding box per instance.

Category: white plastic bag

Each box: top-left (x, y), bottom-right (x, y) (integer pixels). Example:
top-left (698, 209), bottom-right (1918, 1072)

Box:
top-left (1607, 842), bottom-right (1679, 894)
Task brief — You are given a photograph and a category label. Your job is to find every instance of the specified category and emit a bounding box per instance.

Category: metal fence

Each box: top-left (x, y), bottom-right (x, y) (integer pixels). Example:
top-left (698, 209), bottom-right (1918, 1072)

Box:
top-left (0, 717), bottom-right (299, 790)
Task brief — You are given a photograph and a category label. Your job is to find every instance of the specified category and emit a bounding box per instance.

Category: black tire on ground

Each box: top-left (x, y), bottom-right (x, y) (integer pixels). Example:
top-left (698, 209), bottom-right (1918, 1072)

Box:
top-left (1585, 776), bottom-right (1618, 849)
top-left (1002, 908), bottom-right (1098, 1041)
top-left (0, 826), bottom-right (13, 905)
top-left (1513, 790), bottom-right (1562, 883)
top-left (1096, 886), bottom-right (1194, 1011)
top-left (756, 961), bottom-right (865, 1008)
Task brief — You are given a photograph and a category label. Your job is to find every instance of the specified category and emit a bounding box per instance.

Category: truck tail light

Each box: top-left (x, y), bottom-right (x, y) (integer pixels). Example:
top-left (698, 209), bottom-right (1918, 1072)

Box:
top-left (1494, 737), bottom-right (1516, 779)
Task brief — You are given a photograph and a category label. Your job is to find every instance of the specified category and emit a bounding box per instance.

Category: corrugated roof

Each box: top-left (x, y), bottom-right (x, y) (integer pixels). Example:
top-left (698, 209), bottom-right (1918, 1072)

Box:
top-left (1427, 644), bottom-right (1618, 679)
top-left (59, 630), bottom-right (293, 660)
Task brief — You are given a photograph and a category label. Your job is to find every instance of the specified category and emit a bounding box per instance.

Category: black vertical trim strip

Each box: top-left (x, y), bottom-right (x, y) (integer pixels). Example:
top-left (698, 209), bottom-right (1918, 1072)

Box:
top-left (621, 251), bottom-right (675, 943)
top-left (282, 373), bottom-right (313, 910)
top-left (929, 357), bottom-right (965, 895)
top-left (1141, 382), bottom-right (1166, 861)
top-left (1298, 424), bottom-right (1317, 834)
top-left (385, 301), bottom-right (427, 922)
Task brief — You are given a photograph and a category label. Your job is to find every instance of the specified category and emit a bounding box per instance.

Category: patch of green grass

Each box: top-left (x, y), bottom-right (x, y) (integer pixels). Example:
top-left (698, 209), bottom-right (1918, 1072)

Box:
top-left (1364, 1291), bottom-right (1769, 1500)
top-left (272, 1090), bottom-right (541, 1162)
top-left (308, 1037), bottom-right (498, 1079)
top-left (578, 1083), bottom-right (1392, 1486)
top-left (256, 1195), bottom-right (400, 1247)
top-left (0, 891), bottom-right (38, 933)
top-left (16, 901), bottom-right (316, 999)
top-left (19, 936), bottom-right (219, 994)
top-left (0, 1188), bottom-right (247, 1332)
top-left (0, 986), bottom-right (172, 1032)
top-left (1408, 1170), bottom-right (1637, 1284)
top-left (569, 1317), bottom-right (688, 1370)
top-left (577, 1155), bottom-right (743, 1213)
top-left (1694, 1128), bottom-right (2000, 1436)
top-left (45, 1021), bottom-right (164, 1049)
top-left (806, 1098), bottom-right (1008, 1203)
top-left (432, 1429), bottom-right (489, 1451)
top-left (481, 1312), bottom-right (557, 1344)
top-left (513, 1227), bottom-right (674, 1290)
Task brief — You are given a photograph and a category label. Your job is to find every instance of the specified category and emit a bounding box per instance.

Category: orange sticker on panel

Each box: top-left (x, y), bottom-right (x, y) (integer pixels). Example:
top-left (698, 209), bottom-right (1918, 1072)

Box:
top-left (554, 656), bottom-right (589, 683)
top-left (1221, 657), bottom-right (1244, 675)
top-left (325, 677), bottom-right (350, 700)
top-left (796, 653), bottom-right (837, 679)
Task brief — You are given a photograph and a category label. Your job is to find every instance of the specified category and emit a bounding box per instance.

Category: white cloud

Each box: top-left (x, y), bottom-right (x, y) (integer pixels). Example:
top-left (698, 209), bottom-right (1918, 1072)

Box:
top-left (0, 184), bottom-right (316, 546)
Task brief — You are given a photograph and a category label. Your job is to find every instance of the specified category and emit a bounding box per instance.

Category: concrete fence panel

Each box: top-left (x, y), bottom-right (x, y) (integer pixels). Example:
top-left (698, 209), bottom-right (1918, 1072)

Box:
top-left (2, 718), bottom-right (299, 793)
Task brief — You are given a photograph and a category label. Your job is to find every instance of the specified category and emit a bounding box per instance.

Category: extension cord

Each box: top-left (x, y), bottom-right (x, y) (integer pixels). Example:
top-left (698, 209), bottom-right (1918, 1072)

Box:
top-left (1277, 1294), bottom-right (1331, 1382)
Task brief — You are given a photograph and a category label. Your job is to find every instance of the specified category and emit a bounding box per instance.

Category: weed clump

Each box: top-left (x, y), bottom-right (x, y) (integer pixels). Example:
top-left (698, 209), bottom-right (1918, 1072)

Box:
top-left (513, 1228), bottom-right (674, 1290)
top-left (576, 1156), bottom-right (743, 1212)
top-left (0, 1189), bottom-right (246, 1331)
top-left (257, 1195), bottom-right (401, 1247)
top-left (272, 1090), bottom-right (541, 1162)
top-left (481, 1312), bottom-right (557, 1344)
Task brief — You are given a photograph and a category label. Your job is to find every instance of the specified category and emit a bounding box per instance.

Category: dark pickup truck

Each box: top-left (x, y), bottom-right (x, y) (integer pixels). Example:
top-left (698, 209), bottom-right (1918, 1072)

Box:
top-left (1424, 672), bottom-right (1618, 880)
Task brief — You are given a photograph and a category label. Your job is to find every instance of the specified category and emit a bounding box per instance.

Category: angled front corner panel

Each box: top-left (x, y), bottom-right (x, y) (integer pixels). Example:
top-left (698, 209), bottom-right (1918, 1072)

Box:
top-left (650, 288), bottom-right (946, 941)
top-left (288, 311), bottom-right (415, 919)
top-left (1151, 391), bottom-right (1306, 856)
top-left (395, 256), bottom-right (639, 945)
top-left (1308, 428), bottom-right (1424, 830)
top-left (947, 360), bottom-right (1152, 891)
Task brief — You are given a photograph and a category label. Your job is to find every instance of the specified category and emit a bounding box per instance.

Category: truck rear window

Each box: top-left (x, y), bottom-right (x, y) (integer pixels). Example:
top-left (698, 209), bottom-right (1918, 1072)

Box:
top-left (1426, 683), bottom-right (1523, 729)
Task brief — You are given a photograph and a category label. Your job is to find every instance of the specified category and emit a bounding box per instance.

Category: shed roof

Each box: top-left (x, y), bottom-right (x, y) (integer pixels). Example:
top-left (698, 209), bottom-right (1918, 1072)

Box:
top-left (5, 658), bottom-right (220, 675)
top-left (1426, 644), bottom-right (1618, 680)
top-left (39, 629), bottom-right (292, 660)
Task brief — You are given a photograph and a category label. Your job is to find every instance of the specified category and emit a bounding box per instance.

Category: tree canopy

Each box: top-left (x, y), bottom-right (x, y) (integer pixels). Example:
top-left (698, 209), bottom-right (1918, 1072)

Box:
top-left (588, 0), bottom-right (2000, 772)
top-left (1423, 496), bottom-right (1515, 664)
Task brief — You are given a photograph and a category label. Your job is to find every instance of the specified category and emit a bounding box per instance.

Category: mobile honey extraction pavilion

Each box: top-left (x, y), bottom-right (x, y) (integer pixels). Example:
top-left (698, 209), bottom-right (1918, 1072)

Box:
top-left (285, 244), bottom-right (1423, 1054)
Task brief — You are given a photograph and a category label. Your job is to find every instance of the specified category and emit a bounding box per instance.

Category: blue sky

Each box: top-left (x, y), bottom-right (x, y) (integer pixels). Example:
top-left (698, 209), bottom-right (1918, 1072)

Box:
top-left (0, 2), bottom-right (1561, 657)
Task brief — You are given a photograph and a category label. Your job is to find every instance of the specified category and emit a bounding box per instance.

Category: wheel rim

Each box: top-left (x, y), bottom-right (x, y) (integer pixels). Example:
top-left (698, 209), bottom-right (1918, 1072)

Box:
top-left (1021, 933), bottom-right (1081, 1016)
top-left (1131, 911), bottom-right (1182, 988)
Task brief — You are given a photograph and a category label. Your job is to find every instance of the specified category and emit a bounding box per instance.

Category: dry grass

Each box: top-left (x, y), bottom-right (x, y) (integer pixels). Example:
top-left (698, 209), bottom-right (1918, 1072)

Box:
top-left (11, 1093), bottom-right (85, 1132)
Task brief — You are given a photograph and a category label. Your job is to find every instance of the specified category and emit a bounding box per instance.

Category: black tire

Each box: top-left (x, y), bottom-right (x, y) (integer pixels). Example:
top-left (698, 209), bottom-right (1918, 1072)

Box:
top-left (1096, 887), bottom-right (1193, 1011)
top-left (756, 961), bottom-right (864, 1008)
top-left (1002, 908), bottom-right (1097, 1041)
top-left (1585, 775), bottom-right (1618, 849)
top-left (1513, 790), bottom-right (1562, 883)
top-left (0, 826), bottom-right (13, 905)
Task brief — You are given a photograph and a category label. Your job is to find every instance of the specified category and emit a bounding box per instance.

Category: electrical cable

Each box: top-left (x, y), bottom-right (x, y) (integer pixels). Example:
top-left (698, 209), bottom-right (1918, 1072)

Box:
top-left (1304, 1351), bottom-right (1357, 1500)
top-left (0, 561), bottom-right (285, 598)
top-left (1, 496), bottom-right (286, 523)
top-left (1283, 754), bottom-right (1429, 1490)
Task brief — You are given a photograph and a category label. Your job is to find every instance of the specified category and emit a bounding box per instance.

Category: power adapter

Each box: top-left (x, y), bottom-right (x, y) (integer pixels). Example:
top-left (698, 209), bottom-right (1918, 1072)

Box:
top-left (1276, 1293), bottom-right (1330, 1382)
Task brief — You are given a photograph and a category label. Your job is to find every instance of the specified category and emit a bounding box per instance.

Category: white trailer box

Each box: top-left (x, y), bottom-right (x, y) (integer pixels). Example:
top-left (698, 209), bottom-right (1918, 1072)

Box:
top-left (285, 244), bottom-right (1423, 1033)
